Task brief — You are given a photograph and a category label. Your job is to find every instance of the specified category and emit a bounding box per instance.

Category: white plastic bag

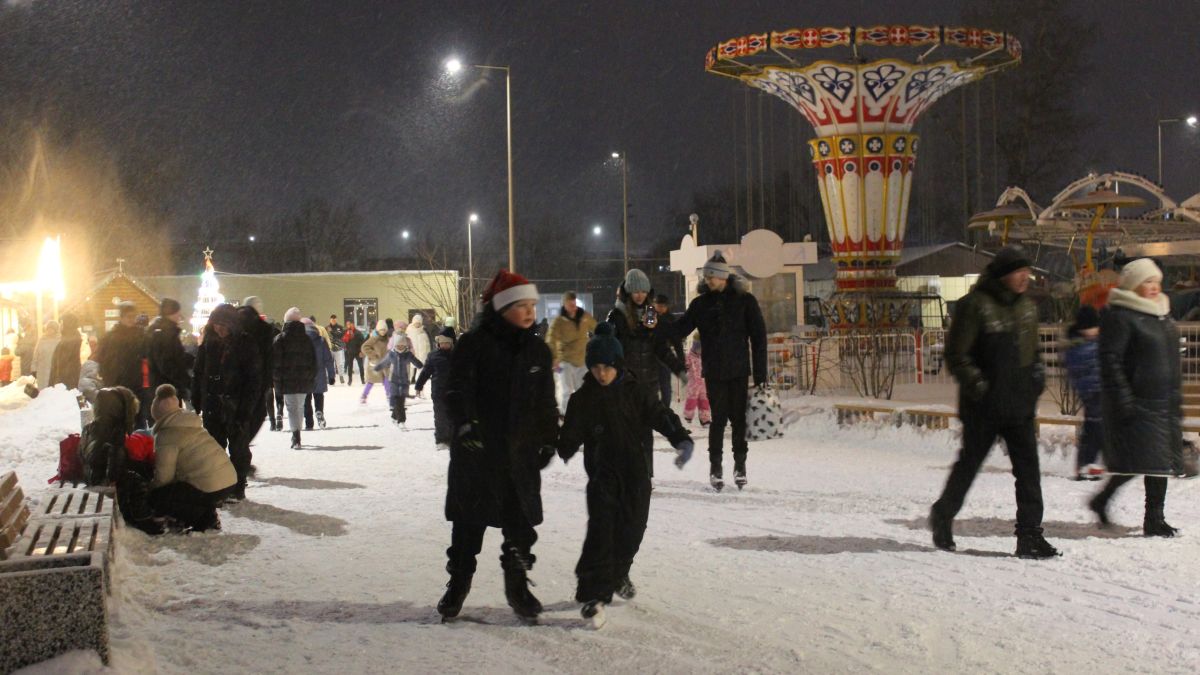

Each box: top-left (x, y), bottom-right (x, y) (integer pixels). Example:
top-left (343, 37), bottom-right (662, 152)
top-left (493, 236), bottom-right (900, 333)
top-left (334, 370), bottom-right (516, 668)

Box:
top-left (746, 385), bottom-right (784, 441)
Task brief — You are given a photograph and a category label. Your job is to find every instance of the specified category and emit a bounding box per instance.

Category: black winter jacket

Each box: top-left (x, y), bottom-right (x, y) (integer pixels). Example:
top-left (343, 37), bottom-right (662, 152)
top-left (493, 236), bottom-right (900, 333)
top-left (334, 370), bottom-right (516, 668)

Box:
top-left (272, 321), bottom-right (318, 395)
top-left (607, 285), bottom-right (685, 398)
top-left (415, 347), bottom-right (453, 398)
top-left (557, 370), bottom-right (690, 487)
top-left (444, 308), bottom-right (559, 527)
top-left (1099, 293), bottom-right (1183, 476)
top-left (344, 328), bottom-right (366, 359)
top-left (99, 323), bottom-right (147, 391)
top-left (327, 323), bottom-right (346, 351)
top-left (146, 317), bottom-right (194, 399)
top-left (672, 278), bottom-right (767, 384)
top-left (237, 307), bottom-right (277, 399)
top-left (191, 327), bottom-right (262, 436)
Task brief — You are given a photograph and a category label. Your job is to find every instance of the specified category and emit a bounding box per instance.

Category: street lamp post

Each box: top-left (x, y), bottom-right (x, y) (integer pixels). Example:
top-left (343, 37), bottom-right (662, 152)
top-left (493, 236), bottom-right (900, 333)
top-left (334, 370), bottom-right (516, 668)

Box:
top-left (1157, 115), bottom-right (1199, 186)
top-left (447, 58), bottom-right (516, 272)
top-left (467, 213), bottom-right (479, 308)
top-left (612, 152), bottom-right (629, 273)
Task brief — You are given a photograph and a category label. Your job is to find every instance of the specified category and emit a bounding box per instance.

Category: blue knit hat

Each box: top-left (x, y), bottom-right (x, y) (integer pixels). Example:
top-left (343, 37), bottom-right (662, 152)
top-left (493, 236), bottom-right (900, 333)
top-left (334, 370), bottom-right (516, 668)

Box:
top-left (586, 323), bottom-right (624, 369)
top-left (624, 268), bottom-right (652, 294)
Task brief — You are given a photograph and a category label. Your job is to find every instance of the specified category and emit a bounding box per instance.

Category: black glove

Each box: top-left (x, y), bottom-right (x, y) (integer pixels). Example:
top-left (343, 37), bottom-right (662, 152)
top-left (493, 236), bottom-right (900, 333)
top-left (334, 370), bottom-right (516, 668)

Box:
top-left (537, 445), bottom-right (557, 469)
top-left (455, 423), bottom-right (483, 452)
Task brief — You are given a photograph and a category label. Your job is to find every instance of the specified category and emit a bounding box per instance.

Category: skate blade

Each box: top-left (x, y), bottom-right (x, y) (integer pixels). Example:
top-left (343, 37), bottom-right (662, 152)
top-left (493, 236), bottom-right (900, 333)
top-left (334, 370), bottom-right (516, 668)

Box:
top-left (590, 605), bottom-right (607, 629)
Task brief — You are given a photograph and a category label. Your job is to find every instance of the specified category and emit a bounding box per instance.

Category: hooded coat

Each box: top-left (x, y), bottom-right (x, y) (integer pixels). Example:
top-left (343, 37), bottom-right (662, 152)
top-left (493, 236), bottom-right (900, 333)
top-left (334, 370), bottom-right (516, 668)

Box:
top-left (272, 321), bottom-right (318, 395)
top-left (305, 323), bottom-right (336, 394)
top-left (672, 277), bottom-right (768, 384)
top-left (191, 325), bottom-right (262, 440)
top-left (32, 328), bottom-right (61, 389)
top-left (607, 284), bottom-right (685, 397)
top-left (98, 323), bottom-right (147, 391)
top-left (444, 307), bottom-right (559, 527)
top-left (146, 316), bottom-right (194, 399)
top-left (407, 316), bottom-right (432, 368)
top-left (361, 330), bottom-right (389, 384)
top-left (1099, 289), bottom-right (1183, 476)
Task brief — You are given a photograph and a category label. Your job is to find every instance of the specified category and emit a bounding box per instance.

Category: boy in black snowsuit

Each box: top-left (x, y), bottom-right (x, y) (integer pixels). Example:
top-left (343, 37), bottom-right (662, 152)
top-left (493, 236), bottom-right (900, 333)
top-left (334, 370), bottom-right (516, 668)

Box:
top-left (374, 336), bottom-right (423, 428)
top-left (415, 332), bottom-right (455, 448)
top-left (557, 322), bottom-right (694, 623)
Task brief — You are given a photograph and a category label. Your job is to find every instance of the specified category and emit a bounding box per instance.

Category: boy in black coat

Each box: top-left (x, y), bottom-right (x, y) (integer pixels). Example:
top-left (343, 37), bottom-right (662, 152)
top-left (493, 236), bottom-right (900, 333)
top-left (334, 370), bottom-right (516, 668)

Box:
top-left (557, 322), bottom-right (694, 623)
top-left (415, 333), bottom-right (455, 448)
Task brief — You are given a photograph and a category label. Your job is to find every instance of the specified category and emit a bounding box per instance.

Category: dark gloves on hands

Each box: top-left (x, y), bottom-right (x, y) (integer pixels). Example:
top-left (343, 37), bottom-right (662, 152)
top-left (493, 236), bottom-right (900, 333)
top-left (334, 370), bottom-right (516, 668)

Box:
top-left (537, 445), bottom-right (557, 469)
top-left (673, 439), bottom-right (694, 469)
top-left (455, 423), bottom-right (483, 452)
top-left (966, 379), bottom-right (988, 403)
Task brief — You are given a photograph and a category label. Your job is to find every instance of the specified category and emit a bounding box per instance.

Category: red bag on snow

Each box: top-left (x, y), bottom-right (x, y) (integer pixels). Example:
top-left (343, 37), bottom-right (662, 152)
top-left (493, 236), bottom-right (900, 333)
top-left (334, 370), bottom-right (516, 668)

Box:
top-left (50, 434), bottom-right (83, 484)
top-left (124, 433), bottom-right (155, 463)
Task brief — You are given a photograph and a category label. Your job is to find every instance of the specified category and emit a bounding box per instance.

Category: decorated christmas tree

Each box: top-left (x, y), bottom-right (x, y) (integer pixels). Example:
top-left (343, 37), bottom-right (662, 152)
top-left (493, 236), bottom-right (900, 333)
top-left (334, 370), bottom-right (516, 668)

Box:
top-left (190, 247), bottom-right (226, 334)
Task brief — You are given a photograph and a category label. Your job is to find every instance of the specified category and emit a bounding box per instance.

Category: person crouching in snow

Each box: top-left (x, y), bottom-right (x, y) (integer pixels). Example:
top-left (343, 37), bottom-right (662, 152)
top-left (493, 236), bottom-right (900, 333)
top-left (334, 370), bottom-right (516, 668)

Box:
top-left (556, 322), bottom-right (694, 624)
top-left (1064, 305), bottom-right (1104, 481)
top-left (683, 336), bottom-right (710, 426)
top-left (415, 332), bottom-right (455, 448)
top-left (437, 270), bottom-right (559, 623)
top-left (374, 335), bottom-right (423, 429)
top-left (148, 384), bottom-right (238, 531)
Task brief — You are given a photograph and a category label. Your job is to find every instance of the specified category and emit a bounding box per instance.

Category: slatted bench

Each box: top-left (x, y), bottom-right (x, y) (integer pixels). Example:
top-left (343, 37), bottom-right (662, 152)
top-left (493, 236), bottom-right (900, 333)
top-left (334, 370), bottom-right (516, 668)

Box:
top-left (0, 471), bottom-right (114, 672)
top-left (904, 408), bottom-right (957, 430)
top-left (834, 403), bottom-right (900, 426)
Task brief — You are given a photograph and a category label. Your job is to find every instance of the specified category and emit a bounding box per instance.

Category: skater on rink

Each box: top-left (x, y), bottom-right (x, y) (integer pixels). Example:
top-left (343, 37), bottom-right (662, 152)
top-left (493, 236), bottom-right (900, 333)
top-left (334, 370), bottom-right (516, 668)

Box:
top-left (1088, 258), bottom-right (1183, 536)
top-left (272, 308), bottom-right (317, 450)
top-left (438, 270), bottom-right (559, 623)
top-left (374, 333), bottom-right (422, 429)
top-left (930, 246), bottom-right (1060, 559)
top-left (414, 331), bottom-right (455, 449)
top-left (360, 320), bottom-right (391, 405)
top-left (556, 322), bottom-right (693, 626)
top-left (545, 290), bottom-right (597, 415)
top-left (1064, 305), bottom-right (1105, 481)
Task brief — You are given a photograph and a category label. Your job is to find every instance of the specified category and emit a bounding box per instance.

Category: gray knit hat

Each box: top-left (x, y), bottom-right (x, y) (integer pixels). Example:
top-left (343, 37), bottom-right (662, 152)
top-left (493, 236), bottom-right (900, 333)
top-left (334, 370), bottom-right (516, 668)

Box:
top-left (702, 250), bottom-right (731, 279)
top-left (624, 269), bottom-right (652, 294)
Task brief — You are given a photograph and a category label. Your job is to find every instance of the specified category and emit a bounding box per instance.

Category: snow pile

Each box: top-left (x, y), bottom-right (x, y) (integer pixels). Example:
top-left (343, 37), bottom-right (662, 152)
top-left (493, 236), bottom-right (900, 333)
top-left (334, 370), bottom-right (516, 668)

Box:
top-left (0, 383), bottom-right (81, 475)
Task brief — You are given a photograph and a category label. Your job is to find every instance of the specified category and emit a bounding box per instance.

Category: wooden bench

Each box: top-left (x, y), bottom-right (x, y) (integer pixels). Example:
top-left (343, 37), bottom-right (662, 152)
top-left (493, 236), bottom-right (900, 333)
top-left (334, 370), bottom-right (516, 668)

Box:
top-left (834, 403), bottom-right (900, 426)
top-left (904, 408), bottom-right (957, 430)
top-left (0, 470), bottom-right (114, 671)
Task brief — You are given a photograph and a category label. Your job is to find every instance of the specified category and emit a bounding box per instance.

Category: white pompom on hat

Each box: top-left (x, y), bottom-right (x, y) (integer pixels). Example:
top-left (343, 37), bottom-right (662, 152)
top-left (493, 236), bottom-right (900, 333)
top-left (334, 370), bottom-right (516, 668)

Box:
top-left (482, 269), bottom-right (539, 311)
top-left (1118, 258), bottom-right (1163, 291)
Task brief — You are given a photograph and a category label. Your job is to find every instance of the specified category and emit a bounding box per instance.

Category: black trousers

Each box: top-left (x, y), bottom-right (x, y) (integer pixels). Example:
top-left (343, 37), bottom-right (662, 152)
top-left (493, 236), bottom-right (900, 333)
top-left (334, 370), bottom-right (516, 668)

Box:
top-left (389, 391), bottom-right (407, 423)
top-left (346, 355), bottom-right (365, 384)
top-left (575, 478), bottom-right (651, 603)
top-left (933, 415), bottom-right (1044, 533)
top-left (432, 395), bottom-right (453, 444)
top-left (445, 484), bottom-right (537, 576)
top-left (1094, 474), bottom-right (1168, 519)
top-left (204, 409), bottom-right (253, 488)
top-left (149, 482), bottom-right (234, 531)
top-left (303, 392), bottom-right (325, 427)
top-left (706, 378), bottom-right (749, 467)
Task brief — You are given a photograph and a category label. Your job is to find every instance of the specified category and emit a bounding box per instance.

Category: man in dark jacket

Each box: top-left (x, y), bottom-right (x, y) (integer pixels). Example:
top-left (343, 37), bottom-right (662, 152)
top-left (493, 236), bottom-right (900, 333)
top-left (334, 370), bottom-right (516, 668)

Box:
top-left (192, 303), bottom-right (262, 498)
top-left (608, 269), bottom-right (686, 479)
top-left (99, 301), bottom-right (149, 426)
top-left (930, 247), bottom-right (1059, 559)
top-left (438, 270), bottom-right (559, 623)
top-left (344, 322), bottom-right (366, 385)
top-left (49, 312), bottom-right (84, 390)
top-left (273, 308), bottom-right (318, 449)
top-left (415, 333), bottom-right (455, 449)
top-left (671, 252), bottom-right (767, 492)
top-left (238, 299), bottom-right (277, 439)
top-left (327, 314), bottom-right (346, 385)
top-left (146, 299), bottom-right (194, 405)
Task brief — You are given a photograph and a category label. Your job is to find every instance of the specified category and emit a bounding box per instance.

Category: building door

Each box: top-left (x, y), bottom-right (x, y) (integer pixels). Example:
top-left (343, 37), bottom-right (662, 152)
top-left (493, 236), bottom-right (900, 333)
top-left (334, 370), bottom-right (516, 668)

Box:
top-left (344, 298), bottom-right (378, 331)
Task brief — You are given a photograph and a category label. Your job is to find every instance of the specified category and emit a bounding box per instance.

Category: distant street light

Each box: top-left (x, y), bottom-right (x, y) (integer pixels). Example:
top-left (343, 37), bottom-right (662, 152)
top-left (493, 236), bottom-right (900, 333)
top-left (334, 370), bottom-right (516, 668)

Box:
top-left (445, 57), bottom-right (516, 272)
top-left (401, 230), bottom-right (410, 240)
top-left (1157, 115), bottom-right (1200, 185)
top-left (592, 225), bottom-right (602, 236)
top-left (248, 235), bottom-right (256, 242)
top-left (610, 151), bottom-right (629, 273)
top-left (467, 214), bottom-right (479, 308)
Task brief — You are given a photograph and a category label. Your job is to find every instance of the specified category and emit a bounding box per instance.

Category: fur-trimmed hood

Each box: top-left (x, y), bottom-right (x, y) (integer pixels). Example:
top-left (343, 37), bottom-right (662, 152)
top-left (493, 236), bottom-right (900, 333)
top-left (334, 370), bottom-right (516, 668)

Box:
top-left (695, 275), bottom-right (749, 296)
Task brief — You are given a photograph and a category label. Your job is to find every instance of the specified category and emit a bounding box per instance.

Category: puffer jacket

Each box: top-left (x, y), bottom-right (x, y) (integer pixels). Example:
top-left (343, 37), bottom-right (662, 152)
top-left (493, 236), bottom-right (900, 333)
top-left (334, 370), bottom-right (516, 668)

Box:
top-left (374, 348), bottom-right (423, 389)
top-left (1064, 336), bottom-right (1102, 410)
top-left (672, 277), bottom-right (767, 384)
top-left (361, 332), bottom-right (389, 384)
top-left (150, 408), bottom-right (238, 492)
top-left (545, 307), bottom-right (597, 367)
top-left (98, 323), bottom-right (147, 391)
top-left (78, 360), bottom-right (103, 404)
top-left (272, 321), bottom-right (318, 395)
top-left (146, 317), bottom-right (194, 400)
top-left (607, 285), bottom-right (685, 399)
top-left (1099, 289), bottom-right (1183, 476)
top-left (945, 274), bottom-right (1044, 423)
top-left (306, 323), bottom-right (336, 394)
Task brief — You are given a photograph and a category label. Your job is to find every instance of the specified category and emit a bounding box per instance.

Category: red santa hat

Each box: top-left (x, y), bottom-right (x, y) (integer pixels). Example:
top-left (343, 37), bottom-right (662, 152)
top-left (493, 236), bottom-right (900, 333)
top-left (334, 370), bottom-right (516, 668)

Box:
top-left (482, 269), bottom-right (539, 311)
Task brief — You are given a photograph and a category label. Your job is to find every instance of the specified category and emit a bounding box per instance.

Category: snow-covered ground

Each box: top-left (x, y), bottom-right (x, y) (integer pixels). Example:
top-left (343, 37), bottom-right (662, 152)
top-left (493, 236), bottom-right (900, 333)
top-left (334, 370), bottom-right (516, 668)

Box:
top-left (4, 382), bottom-right (1199, 674)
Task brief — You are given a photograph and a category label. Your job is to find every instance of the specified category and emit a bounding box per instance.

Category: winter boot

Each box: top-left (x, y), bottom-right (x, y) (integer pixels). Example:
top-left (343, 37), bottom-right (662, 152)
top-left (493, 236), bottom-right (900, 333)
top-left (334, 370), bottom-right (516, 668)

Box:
top-left (1144, 519), bottom-right (1179, 537)
top-left (317, 411), bottom-right (327, 429)
top-left (929, 507), bottom-right (956, 552)
top-left (581, 600), bottom-right (607, 628)
top-left (1087, 493), bottom-right (1112, 528)
top-left (501, 546), bottom-right (543, 620)
top-left (710, 459), bottom-right (724, 492)
top-left (733, 455), bottom-right (747, 490)
top-left (437, 572), bottom-right (474, 620)
top-left (615, 575), bottom-right (636, 600)
top-left (1015, 530), bottom-right (1061, 559)
top-left (291, 431), bottom-right (302, 450)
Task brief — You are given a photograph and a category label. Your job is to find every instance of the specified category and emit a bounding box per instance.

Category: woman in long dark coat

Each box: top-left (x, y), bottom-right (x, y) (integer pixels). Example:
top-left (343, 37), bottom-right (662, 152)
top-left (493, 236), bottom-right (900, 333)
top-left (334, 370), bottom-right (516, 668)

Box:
top-left (1089, 258), bottom-right (1183, 536)
top-left (437, 270), bottom-right (559, 622)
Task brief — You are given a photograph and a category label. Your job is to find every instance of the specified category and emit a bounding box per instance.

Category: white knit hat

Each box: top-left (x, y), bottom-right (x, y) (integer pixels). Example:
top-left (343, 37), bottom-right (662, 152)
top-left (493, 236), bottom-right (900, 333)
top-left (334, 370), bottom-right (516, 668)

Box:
top-left (1118, 258), bottom-right (1162, 291)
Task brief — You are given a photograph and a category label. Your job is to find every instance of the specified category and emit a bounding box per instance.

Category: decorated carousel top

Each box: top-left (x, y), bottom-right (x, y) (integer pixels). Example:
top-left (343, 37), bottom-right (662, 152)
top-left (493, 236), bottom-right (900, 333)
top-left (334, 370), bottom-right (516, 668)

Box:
top-left (705, 25), bottom-right (1021, 136)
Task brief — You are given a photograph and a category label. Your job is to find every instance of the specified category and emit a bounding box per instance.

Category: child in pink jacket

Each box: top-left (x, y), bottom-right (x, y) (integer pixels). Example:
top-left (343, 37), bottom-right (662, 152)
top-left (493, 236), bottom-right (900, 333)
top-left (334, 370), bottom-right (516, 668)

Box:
top-left (683, 338), bottom-right (710, 426)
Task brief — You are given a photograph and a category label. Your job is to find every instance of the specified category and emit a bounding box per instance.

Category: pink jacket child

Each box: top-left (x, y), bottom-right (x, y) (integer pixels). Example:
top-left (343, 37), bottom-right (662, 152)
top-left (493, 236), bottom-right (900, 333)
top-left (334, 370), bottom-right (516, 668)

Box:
top-left (683, 339), bottom-right (710, 425)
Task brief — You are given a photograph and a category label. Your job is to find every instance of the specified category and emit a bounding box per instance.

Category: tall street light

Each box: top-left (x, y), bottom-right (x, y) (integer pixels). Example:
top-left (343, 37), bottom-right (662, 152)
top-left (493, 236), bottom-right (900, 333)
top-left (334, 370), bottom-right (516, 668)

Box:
top-left (611, 151), bottom-right (629, 273)
top-left (1157, 114), bottom-right (1199, 185)
top-left (446, 57), bottom-right (516, 273)
top-left (467, 213), bottom-right (479, 308)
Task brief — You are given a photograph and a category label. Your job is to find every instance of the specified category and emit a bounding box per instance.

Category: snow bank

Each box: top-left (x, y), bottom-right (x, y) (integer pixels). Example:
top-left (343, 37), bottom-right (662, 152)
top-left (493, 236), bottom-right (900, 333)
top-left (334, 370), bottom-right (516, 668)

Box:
top-left (0, 383), bottom-right (81, 477)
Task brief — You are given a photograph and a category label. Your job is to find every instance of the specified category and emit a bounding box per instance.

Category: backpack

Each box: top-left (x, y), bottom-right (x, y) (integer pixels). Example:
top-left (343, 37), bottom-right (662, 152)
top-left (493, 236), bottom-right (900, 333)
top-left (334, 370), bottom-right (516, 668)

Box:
top-left (746, 385), bottom-right (785, 441)
top-left (78, 387), bottom-right (138, 486)
top-left (50, 434), bottom-right (83, 485)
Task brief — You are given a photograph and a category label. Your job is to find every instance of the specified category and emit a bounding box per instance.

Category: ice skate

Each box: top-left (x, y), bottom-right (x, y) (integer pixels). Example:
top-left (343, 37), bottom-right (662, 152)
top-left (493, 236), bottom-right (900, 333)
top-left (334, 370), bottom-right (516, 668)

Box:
top-left (316, 411), bottom-right (327, 429)
top-left (1015, 531), bottom-right (1061, 559)
top-left (400, 423), bottom-right (409, 432)
top-left (290, 431), bottom-right (302, 450)
top-left (709, 472), bottom-right (724, 492)
top-left (437, 573), bottom-right (473, 621)
top-left (929, 508), bottom-right (956, 552)
top-left (733, 458), bottom-right (747, 490)
top-left (1144, 519), bottom-right (1179, 538)
top-left (581, 600), bottom-right (607, 629)
top-left (435, 442), bottom-right (450, 451)
top-left (615, 575), bottom-right (636, 600)
top-left (502, 548), bottom-right (543, 622)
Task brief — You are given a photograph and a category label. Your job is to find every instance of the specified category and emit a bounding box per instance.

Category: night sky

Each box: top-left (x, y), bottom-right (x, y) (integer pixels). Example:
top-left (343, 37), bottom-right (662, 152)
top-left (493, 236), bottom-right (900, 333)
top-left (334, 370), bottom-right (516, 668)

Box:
top-left (1, 0), bottom-right (1198, 272)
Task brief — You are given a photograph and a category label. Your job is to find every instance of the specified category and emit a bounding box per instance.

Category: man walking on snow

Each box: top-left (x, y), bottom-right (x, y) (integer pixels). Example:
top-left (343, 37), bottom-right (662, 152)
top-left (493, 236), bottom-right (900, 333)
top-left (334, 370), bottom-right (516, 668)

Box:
top-left (545, 291), bottom-right (597, 415)
top-left (930, 246), bottom-right (1061, 559)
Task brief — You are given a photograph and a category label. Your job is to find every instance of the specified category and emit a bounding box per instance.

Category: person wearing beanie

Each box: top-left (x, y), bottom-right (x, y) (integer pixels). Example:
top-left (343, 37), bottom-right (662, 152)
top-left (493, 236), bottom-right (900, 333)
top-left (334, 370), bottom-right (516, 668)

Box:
top-left (273, 308), bottom-right (318, 449)
top-left (98, 300), bottom-right (151, 425)
top-left (147, 383), bottom-right (238, 531)
top-left (1065, 305), bottom-right (1104, 481)
top-left (374, 331), bottom-right (422, 429)
top-left (146, 299), bottom-right (195, 415)
top-left (545, 290), bottom-right (598, 415)
top-left (192, 303), bottom-right (262, 499)
top-left (438, 268), bottom-right (558, 623)
top-left (669, 250), bottom-right (767, 492)
top-left (49, 312), bottom-right (84, 390)
top-left (302, 317), bottom-right (337, 431)
top-left (242, 296), bottom-right (264, 316)
top-left (607, 268), bottom-right (686, 481)
top-left (1089, 257), bottom-right (1182, 537)
top-left (931, 246), bottom-right (1060, 559)
top-left (360, 319), bottom-right (393, 405)
top-left (556, 321), bottom-right (694, 624)
top-left (415, 333), bottom-right (456, 448)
